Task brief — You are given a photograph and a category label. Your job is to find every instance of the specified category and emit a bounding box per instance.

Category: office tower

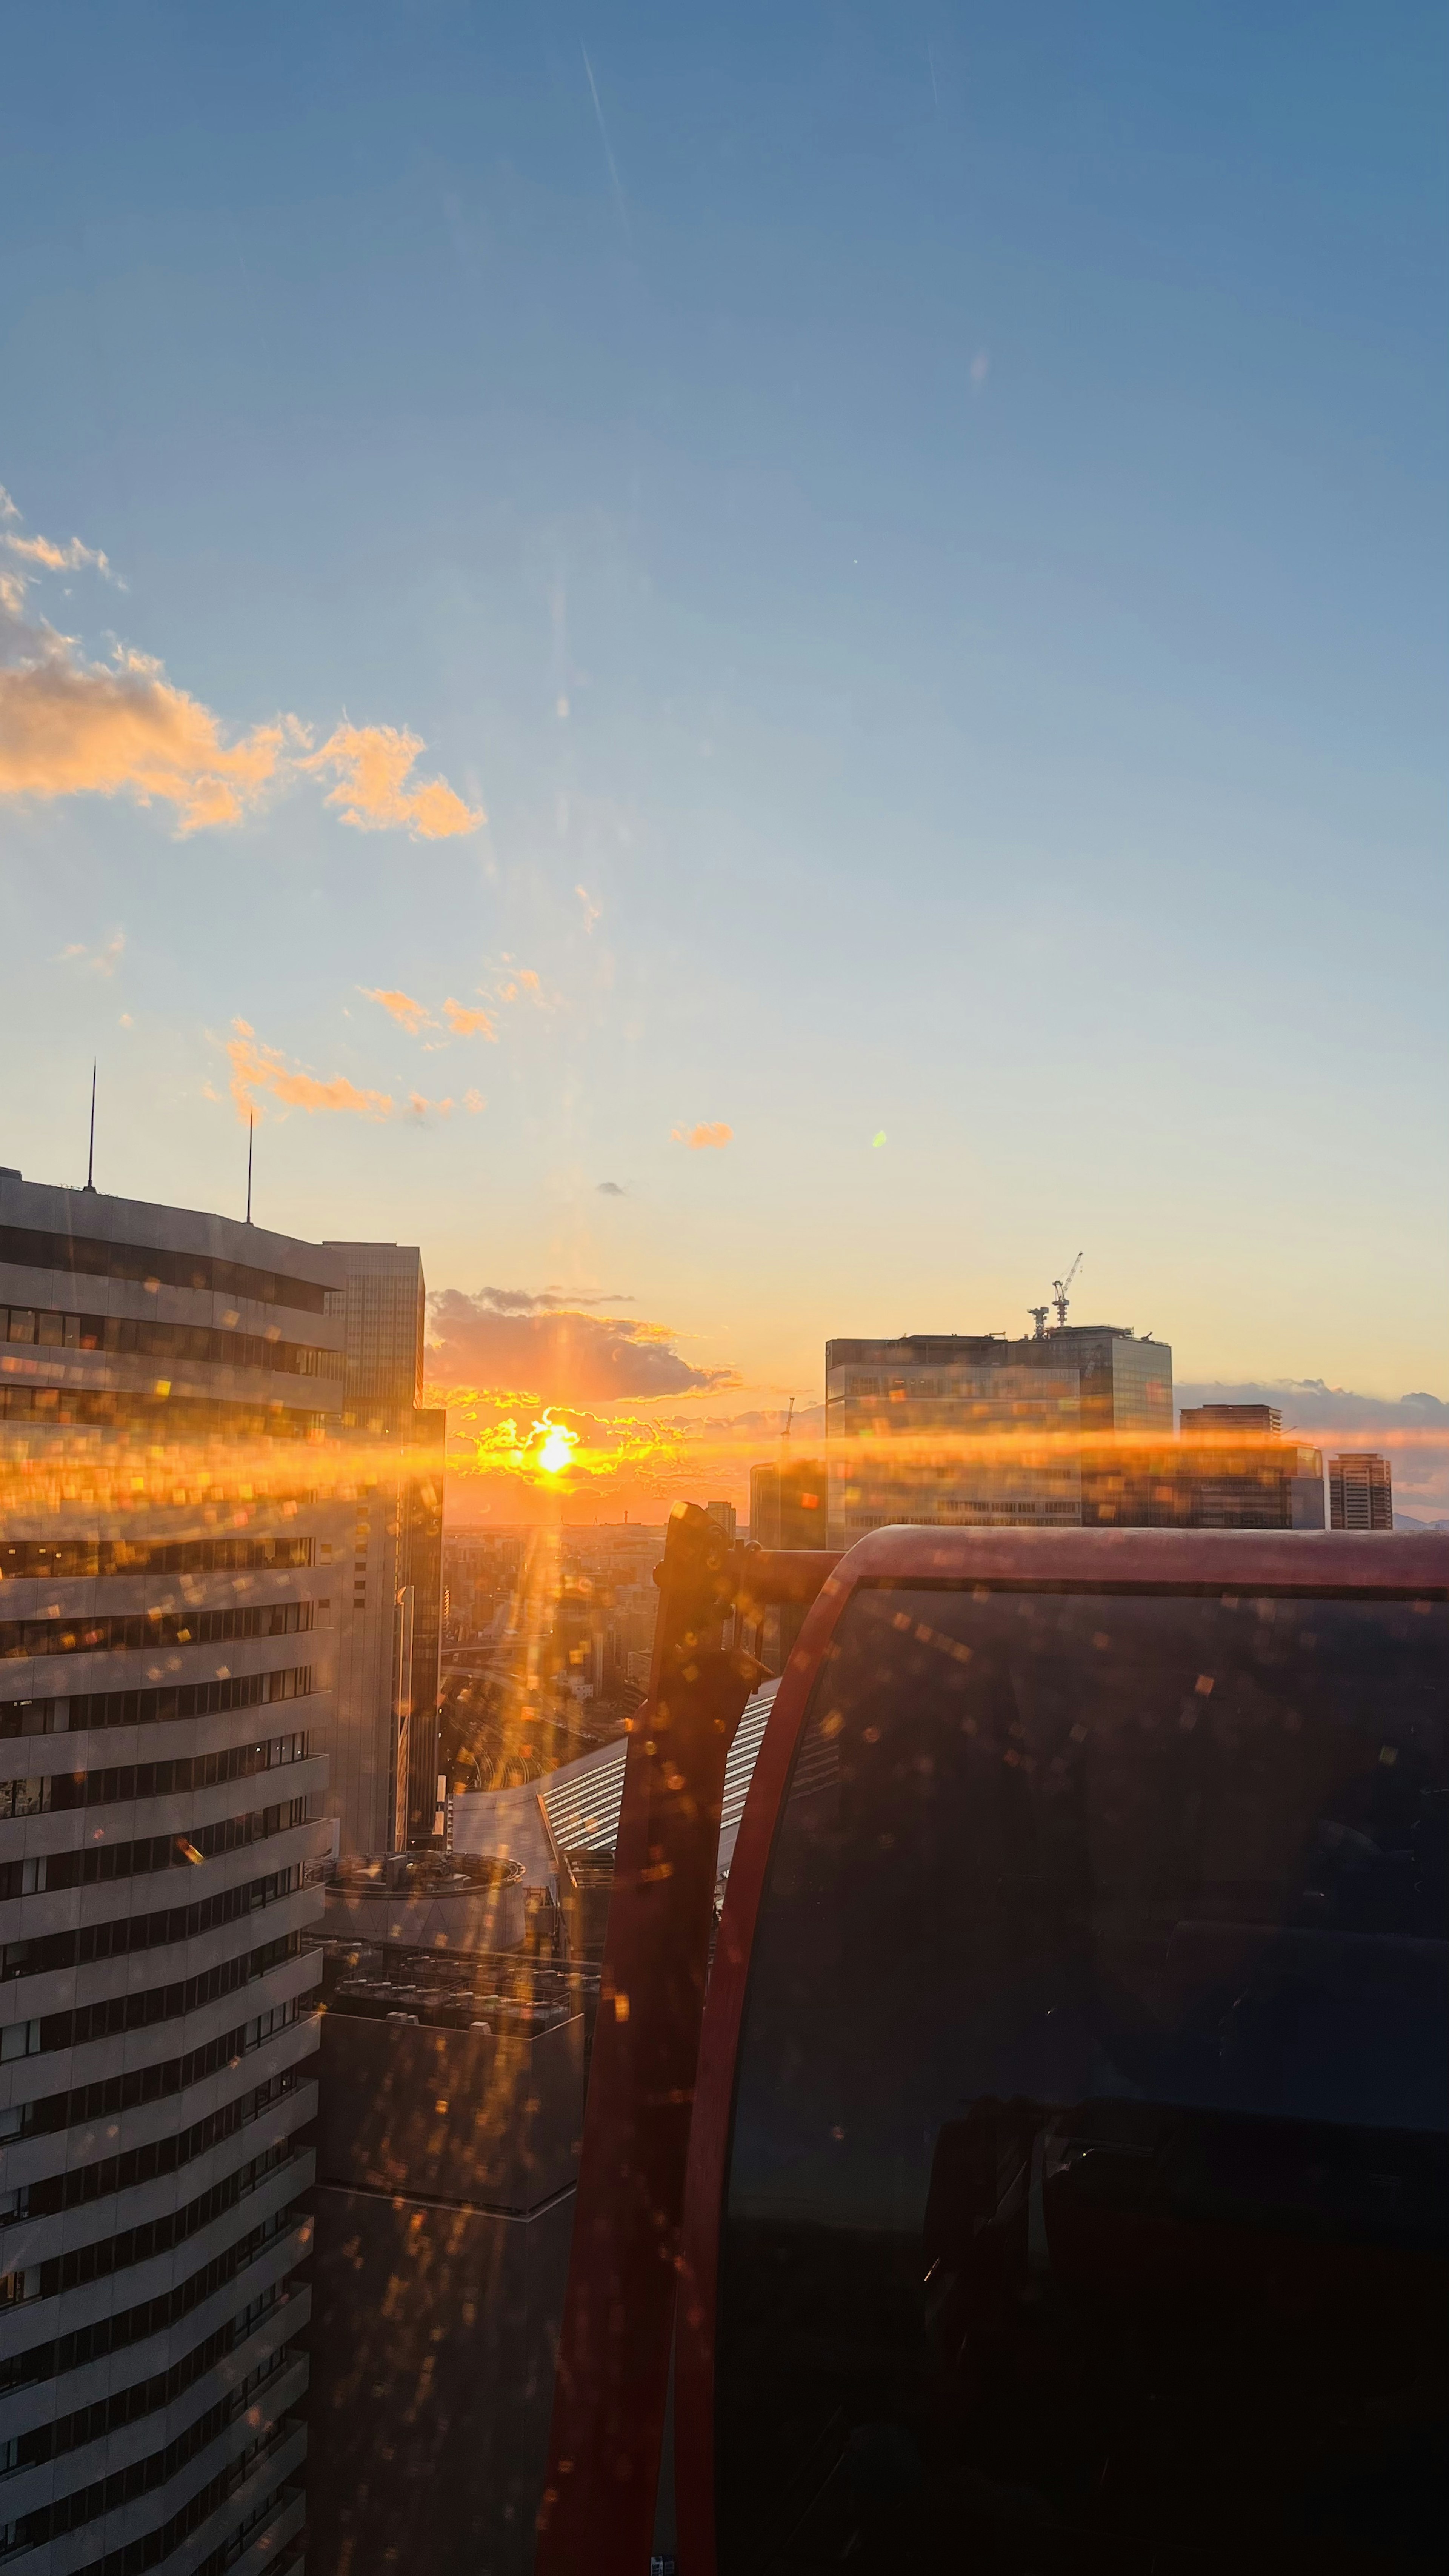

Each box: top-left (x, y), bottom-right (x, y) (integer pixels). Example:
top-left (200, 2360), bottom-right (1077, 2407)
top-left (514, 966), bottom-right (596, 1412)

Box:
top-left (822, 1329), bottom-right (1164, 1546)
top-left (320, 1244), bottom-right (445, 1857)
top-left (1180, 1403), bottom-right (1283, 1437)
top-left (0, 1173), bottom-right (338, 2576)
top-left (704, 1501), bottom-right (737, 1543)
top-left (1329, 1453), bottom-right (1393, 1531)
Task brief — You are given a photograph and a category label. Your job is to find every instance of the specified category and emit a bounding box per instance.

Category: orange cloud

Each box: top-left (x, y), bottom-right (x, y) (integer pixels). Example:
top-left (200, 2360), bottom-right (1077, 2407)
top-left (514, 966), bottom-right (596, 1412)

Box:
top-left (443, 997), bottom-right (497, 1038)
top-left (464, 1088), bottom-right (486, 1113)
top-left (0, 486), bottom-right (481, 840)
top-left (0, 638), bottom-right (286, 830)
top-left (301, 724), bottom-right (483, 840)
top-left (672, 1121), bottom-right (734, 1150)
top-left (4, 529), bottom-right (114, 581)
top-left (227, 1021), bottom-right (394, 1125)
top-left (363, 987), bottom-right (435, 1035)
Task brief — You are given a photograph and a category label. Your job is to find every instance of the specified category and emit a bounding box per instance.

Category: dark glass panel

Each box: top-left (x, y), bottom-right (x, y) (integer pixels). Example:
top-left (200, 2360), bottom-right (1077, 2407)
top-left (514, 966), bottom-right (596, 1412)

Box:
top-left (719, 1582), bottom-right (1449, 2572)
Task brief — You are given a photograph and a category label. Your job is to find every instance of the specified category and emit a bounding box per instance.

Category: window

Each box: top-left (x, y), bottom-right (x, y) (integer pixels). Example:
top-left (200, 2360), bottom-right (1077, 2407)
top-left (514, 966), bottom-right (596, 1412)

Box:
top-left (719, 1585), bottom-right (1449, 2565)
top-left (0, 12), bottom-right (1439, 2572)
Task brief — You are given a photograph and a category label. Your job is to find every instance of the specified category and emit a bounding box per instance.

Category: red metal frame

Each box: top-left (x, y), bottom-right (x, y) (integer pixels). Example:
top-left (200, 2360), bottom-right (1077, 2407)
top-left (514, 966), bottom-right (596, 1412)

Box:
top-left (672, 1523), bottom-right (1449, 2576)
top-left (534, 1506), bottom-right (839, 2576)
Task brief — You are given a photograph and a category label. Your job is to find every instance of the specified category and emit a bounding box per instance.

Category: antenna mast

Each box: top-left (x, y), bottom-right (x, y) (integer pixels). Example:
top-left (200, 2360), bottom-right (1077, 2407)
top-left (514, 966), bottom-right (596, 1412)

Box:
top-left (84, 1062), bottom-right (97, 1193)
top-left (245, 1113), bottom-right (255, 1224)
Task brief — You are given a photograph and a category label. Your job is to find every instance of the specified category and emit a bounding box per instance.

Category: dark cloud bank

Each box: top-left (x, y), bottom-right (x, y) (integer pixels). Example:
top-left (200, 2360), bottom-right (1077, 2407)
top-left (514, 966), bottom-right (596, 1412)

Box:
top-left (427, 1286), bottom-right (732, 1402)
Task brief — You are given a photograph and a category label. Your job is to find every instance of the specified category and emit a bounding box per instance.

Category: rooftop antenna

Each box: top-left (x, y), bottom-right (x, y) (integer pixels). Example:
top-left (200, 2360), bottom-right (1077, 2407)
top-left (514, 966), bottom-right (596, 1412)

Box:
top-left (83, 1061), bottom-right (97, 1193)
top-left (245, 1112), bottom-right (255, 1224)
top-left (1051, 1250), bottom-right (1083, 1328)
top-left (783, 1395), bottom-right (795, 1441)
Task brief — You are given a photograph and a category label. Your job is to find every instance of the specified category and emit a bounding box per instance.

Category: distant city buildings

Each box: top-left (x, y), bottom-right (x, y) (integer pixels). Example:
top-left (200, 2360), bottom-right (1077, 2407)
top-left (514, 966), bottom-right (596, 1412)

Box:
top-left (0, 1172), bottom-right (337, 2576)
top-left (322, 1243), bottom-right (445, 1856)
top-left (1084, 1434), bottom-right (1325, 1529)
top-left (443, 1532), bottom-right (526, 1642)
top-left (705, 1499), bottom-right (737, 1542)
top-left (1329, 1452), bottom-right (1393, 1531)
top-left (437, 1525), bottom-right (667, 1795)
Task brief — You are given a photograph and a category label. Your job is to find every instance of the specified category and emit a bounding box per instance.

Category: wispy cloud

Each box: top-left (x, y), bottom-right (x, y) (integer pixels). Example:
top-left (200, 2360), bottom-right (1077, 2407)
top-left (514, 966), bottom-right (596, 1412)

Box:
top-left (361, 981), bottom-right (524, 1043)
top-left (576, 883), bottom-right (601, 933)
top-left (672, 1121), bottom-right (734, 1150)
top-left (362, 987), bottom-right (434, 1035)
top-left (226, 1019), bottom-right (394, 1124)
top-left (59, 928), bottom-right (126, 977)
top-left (581, 46), bottom-right (631, 244)
top-left (443, 997), bottom-right (497, 1038)
top-left (3, 529), bottom-right (118, 587)
top-left (0, 485), bottom-right (480, 839)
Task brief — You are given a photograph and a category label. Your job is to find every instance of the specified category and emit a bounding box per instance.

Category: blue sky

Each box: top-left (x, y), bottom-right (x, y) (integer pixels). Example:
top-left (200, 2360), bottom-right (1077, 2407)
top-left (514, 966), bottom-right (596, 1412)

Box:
top-left (2, 0), bottom-right (1444, 1424)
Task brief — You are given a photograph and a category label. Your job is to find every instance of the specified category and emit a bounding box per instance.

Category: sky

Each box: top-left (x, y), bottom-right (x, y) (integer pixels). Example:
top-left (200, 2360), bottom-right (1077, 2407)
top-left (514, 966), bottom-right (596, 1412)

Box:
top-left (1, 3), bottom-right (1445, 1516)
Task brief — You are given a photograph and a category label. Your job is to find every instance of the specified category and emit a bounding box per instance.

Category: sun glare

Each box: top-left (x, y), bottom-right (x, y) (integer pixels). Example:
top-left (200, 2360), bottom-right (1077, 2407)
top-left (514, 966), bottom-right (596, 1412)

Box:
top-left (534, 1417), bottom-right (579, 1478)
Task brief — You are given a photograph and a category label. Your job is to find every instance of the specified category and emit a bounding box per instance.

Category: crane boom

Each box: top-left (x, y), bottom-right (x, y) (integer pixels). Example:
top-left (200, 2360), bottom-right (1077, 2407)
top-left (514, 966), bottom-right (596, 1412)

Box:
top-left (1051, 1250), bottom-right (1083, 1328)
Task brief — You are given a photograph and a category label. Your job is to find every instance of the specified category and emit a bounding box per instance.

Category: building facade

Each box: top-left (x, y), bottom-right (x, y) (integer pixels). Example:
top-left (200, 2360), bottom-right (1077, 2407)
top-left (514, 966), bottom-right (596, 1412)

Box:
top-left (320, 1246), bottom-right (445, 1857)
top-left (1180, 1403), bottom-right (1283, 1437)
top-left (0, 1175), bottom-right (339, 2576)
top-left (1083, 1438), bottom-right (1325, 1528)
top-left (823, 1329), bottom-right (1168, 1546)
top-left (748, 1461), bottom-right (829, 1552)
top-left (1329, 1453), bottom-right (1393, 1532)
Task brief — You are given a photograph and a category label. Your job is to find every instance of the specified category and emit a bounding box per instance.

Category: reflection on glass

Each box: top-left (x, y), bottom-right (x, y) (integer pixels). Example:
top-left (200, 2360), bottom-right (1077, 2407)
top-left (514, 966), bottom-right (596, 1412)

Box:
top-left (721, 1585), bottom-right (1447, 2568)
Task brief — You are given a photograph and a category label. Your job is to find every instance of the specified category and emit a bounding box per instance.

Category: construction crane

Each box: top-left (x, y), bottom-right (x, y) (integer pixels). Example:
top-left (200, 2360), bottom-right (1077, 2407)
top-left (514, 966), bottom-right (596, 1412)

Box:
top-left (1051, 1251), bottom-right (1083, 1328)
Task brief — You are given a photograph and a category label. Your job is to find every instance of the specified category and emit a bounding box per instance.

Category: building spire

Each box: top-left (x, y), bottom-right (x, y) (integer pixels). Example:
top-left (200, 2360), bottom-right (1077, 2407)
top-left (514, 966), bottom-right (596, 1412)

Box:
top-left (83, 1061), bottom-right (97, 1192)
top-left (245, 1112), bottom-right (255, 1224)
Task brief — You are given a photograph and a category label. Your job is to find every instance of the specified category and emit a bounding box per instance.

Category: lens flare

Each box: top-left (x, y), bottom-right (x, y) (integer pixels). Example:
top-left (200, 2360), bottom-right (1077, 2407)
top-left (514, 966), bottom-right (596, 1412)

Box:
top-left (535, 1417), bottom-right (579, 1478)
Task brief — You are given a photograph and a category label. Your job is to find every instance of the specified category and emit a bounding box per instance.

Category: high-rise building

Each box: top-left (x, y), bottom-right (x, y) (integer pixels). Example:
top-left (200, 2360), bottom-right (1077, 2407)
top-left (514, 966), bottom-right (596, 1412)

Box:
top-left (0, 1173), bottom-right (338, 2576)
top-left (748, 1460), bottom-right (829, 1551)
top-left (1329, 1453), bottom-right (1393, 1531)
top-left (704, 1501), bottom-right (737, 1543)
top-left (321, 1245), bottom-right (445, 1856)
top-left (824, 1326), bottom-right (1172, 1546)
